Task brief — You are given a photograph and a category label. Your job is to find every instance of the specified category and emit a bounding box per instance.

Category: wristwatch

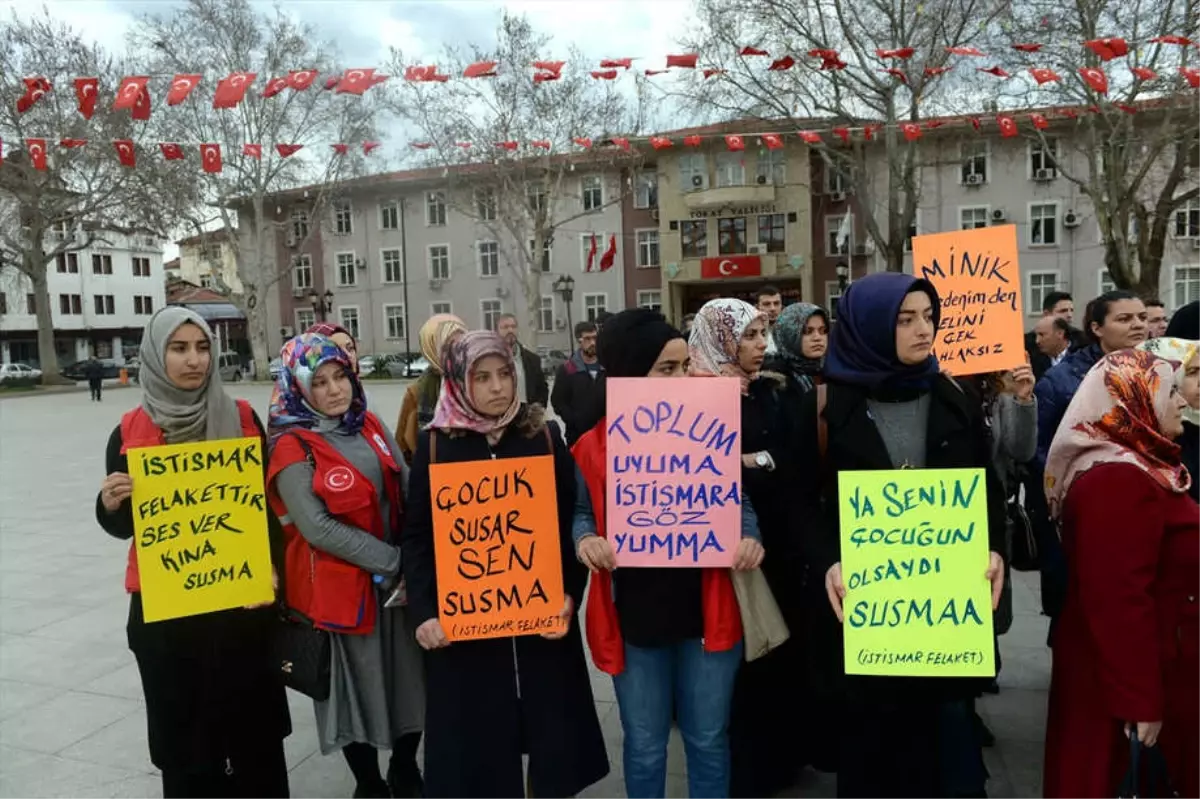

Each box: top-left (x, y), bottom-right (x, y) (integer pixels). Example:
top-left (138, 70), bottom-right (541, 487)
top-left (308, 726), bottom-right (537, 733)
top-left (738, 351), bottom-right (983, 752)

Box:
top-left (754, 452), bottom-right (772, 470)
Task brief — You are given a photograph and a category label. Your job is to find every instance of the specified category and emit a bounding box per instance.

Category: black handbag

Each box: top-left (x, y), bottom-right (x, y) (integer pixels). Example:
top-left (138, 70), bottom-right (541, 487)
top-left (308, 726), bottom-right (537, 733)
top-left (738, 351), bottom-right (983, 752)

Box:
top-left (1117, 732), bottom-right (1179, 798)
top-left (267, 607), bottom-right (331, 701)
top-left (1007, 497), bottom-right (1039, 572)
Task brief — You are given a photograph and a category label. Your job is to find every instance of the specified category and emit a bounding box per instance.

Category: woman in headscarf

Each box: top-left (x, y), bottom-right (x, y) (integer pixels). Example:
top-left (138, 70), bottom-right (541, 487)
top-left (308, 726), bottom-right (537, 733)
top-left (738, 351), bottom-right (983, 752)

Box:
top-left (571, 308), bottom-right (764, 799)
top-left (688, 298), bottom-right (811, 795)
top-left (395, 313), bottom-right (466, 463)
top-left (1140, 336), bottom-right (1200, 501)
top-left (1042, 349), bottom-right (1197, 799)
top-left (307, 322), bottom-right (360, 373)
top-left (773, 301), bottom-right (829, 401)
top-left (400, 330), bottom-right (609, 798)
top-left (266, 333), bottom-right (425, 799)
top-left (794, 273), bottom-right (1007, 797)
top-left (95, 307), bottom-right (291, 798)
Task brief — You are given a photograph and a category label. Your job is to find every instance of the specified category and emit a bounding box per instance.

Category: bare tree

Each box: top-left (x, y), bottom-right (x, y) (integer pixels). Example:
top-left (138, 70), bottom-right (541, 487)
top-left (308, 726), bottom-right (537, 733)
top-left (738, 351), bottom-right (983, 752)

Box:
top-left (0, 11), bottom-right (168, 382)
top-left (992, 0), bottom-right (1199, 297)
top-left (132, 0), bottom-right (379, 373)
top-left (680, 0), bottom-right (1006, 270)
top-left (384, 13), bottom-right (646, 344)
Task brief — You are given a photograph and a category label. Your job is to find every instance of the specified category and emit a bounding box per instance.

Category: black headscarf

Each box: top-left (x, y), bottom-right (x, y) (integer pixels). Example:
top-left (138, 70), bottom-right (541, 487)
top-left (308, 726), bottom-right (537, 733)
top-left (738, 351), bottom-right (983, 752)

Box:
top-left (1166, 300), bottom-right (1199, 340)
top-left (597, 308), bottom-right (682, 378)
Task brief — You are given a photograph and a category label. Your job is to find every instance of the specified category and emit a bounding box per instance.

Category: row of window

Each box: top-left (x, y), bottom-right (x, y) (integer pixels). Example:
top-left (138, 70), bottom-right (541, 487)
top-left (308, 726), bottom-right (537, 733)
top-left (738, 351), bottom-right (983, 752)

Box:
top-left (681, 214), bottom-right (788, 259)
top-left (677, 151), bottom-right (787, 192)
top-left (53, 253), bottom-right (153, 277)
top-left (0, 292), bottom-right (155, 316)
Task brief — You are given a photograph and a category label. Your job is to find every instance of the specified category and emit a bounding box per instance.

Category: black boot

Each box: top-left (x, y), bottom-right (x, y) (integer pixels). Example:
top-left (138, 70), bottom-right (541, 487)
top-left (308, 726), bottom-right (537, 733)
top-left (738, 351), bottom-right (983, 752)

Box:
top-left (386, 733), bottom-right (423, 798)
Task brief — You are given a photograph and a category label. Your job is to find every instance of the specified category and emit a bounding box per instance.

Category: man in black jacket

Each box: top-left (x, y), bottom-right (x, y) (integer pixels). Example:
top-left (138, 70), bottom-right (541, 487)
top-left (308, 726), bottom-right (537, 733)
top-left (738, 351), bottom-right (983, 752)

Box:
top-left (495, 313), bottom-right (549, 407)
top-left (550, 321), bottom-right (604, 446)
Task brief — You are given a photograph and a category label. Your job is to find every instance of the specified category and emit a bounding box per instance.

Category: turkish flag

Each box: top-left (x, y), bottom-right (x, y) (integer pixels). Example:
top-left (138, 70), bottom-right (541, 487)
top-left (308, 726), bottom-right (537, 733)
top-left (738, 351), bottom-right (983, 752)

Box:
top-left (946, 46), bottom-right (984, 56)
top-left (649, 136), bottom-right (673, 150)
top-left (323, 77), bottom-right (339, 90)
top-left (610, 137), bottom-right (630, 151)
top-left (666, 53), bottom-right (698, 69)
top-left (132, 86), bottom-right (151, 121)
top-left (978, 66), bottom-right (1009, 78)
top-left (925, 120), bottom-right (946, 129)
top-left (331, 143), bottom-right (349, 155)
top-left (213, 72), bottom-right (256, 109)
top-left (700, 255), bottom-right (762, 280)
top-left (533, 71), bottom-right (561, 83)
top-left (644, 69), bottom-right (668, 76)
top-left (411, 142), bottom-right (433, 150)
top-left (683, 135), bottom-right (702, 147)
top-left (113, 76), bottom-right (148, 111)
top-left (1079, 66), bottom-right (1109, 94)
top-left (404, 65), bottom-right (446, 82)
top-left (159, 143), bottom-right (185, 160)
top-left (833, 128), bottom-right (851, 144)
top-left (970, 117), bottom-right (982, 130)
top-left (1131, 66), bottom-right (1157, 81)
top-left (532, 60), bottom-right (565, 76)
top-left (600, 58), bottom-right (633, 69)
top-left (591, 70), bottom-right (618, 80)
top-left (799, 130), bottom-right (822, 144)
top-left (877, 47), bottom-right (915, 59)
top-left (762, 133), bottom-right (784, 150)
top-left (1150, 35), bottom-right (1192, 45)
top-left (496, 141), bottom-right (519, 151)
top-left (1029, 68), bottom-right (1060, 84)
top-left (25, 139), bottom-right (48, 171)
top-left (1030, 113), bottom-right (1049, 130)
top-left (725, 134), bottom-right (745, 151)
top-left (336, 69), bottom-right (384, 95)
top-left (464, 61), bottom-right (498, 78)
top-left (167, 74), bottom-right (202, 105)
top-left (531, 140), bottom-right (551, 150)
top-left (997, 115), bottom-right (1019, 137)
top-left (200, 144), bottom-right (222, 173)
top-left (363, 141), bottom-right (381, 155)
top-left (243, 144), bottom-right (262, 158)
top-left (767, 56), bottom-right (795, 71)
top-left (740, 46), bottom-right (769, 56)
top-left (585, 234), bottom-right (598, 272)
top-left (58, 138), bottom-right (87, 148)
top-left (598, 235), bottom-right (617, 272)
top-left (275, 144), bottom-right (303, 157)
top-left (288, 69), bottom-right (319, 90)
top-left (1181, 67), bottom-right (1200, 88)
top-left (924, 66), bottom-right (950, 76)
top-left (1012, 43), bottom-right (1043, 52)
top-left (16, 77), bottom-right (51, 114)
top-left (74, 77), bottom-right (98, 119)
top-left (703, 68), bottom-right (725, 79)
top-left (901, 122), bottom-right (922, 141)
top-left (261, 76), bottom-right (289, 99)
top-left (1084, 38), bottom-right (1128, 61)
top-left (885, 68), bottom-right (908, 84)
top-left (572, 137), bottom-right (593, 148)
top-left (114, 140), bottom-right (136, 168)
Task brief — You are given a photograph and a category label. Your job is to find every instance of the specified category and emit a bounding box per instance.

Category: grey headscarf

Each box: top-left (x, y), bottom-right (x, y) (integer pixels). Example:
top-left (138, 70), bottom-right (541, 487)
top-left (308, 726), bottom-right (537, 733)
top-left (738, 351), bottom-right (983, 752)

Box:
top-left (775, 302), bottom-right (828, 376)
top-left (138, 307), bottom-right (242, 444)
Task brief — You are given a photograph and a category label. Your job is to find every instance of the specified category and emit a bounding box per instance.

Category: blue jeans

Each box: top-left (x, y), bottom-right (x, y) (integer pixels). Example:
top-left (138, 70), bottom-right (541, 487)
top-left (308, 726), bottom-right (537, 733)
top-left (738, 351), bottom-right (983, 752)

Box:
top-left (612, 639), bottom-right (742, 799)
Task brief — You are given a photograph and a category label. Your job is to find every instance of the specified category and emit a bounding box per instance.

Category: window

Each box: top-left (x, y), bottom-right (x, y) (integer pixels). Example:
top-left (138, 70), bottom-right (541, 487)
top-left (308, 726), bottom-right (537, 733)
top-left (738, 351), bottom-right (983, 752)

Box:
top-left (336, 252), bottom-right (357, 286)
top-left (291, 210), bottom-right (309, 240)
top-left (1030, 203), bottom-right (1059, 246)
top-left (426, 191), bottom-right (446, 226)
top-left (58, 294), bottom-right (82, 315)
top-left (1027, 272), bottom-right (1060, 314)
top-left (49, 220), bottom-right (69, 240)
top-left (90, 254), bottom-right (110, 274)
top-left (1030, 138), bottom-right (1058, 178)
top-left (583, 293), bottom-right (608, 322)
top-left (476, 188), bottom-right (497, 221)
top-left (581, 175), bottom-right (603, 212)
top-left (384, 304), bottom-right (407, 340)
top-left (529, 239), bottom-right (552, 272)
top-left (380, 201), bottom-right (399, 231)
top-left (636, 229), bottom-right (660, 267)
top-left (478, 241), bottom-right (499, 277)
top-left (1099, 269), bottom-right (1117, 295)
top-left (825, 282), bottom-right (843, 320)
top-left (381, 248), bottom-right (404, 283)
top-left (637, 290), bottom-right (662, 311)
top-left (339, 307), bottom-right (360, 339)
top-left (133, 295), bottom-right (154, 315)
top-left (715, 152), bottom-right (745, 188)
top-left (1174, 200), bottom-right (1199, 238)
top-left (634, 171), bottom-right (658, 208)
top-left (26, 293), bottom-right (36, 314)
top-left (0, 293), bottom-right (5, 315)
top-left (527, 183), bottom-right (547, 214)
top-left (680, 220), bottom-right (707, 258)
top-left (538, 295), bottom-right (554, 333)
top-left (718, 217), bottom-right (747, 255)
top-left (94, 340), bottom-right (112, 358)
top-left (56, 253), bottom-right (78, 273)
top-left (333, 201), bottom-right (353, 235)
top-left (825, 164), bottom-right (852, 194)
top-left (132, 257), bottom-right (151, 277)
top-left (757, 214), bottom-right (786, 253)
top-left (431, 301), bottom-right (452, 316)
top-left (756, 150), bottom-right (786, 186)
top-left (428, 245), bottom-right (450, 280)
top-left (480, 299), bottom-right (503, 331)
top-left (93, 294), bottom-right (115, 315)
top-left (1174, 266), bottom-right (1200, 309)
top-left (960, 206), bottom-right (989, 230)
top-left (679, 153), bottom-right (708, 191)
top-left (199, 274), bottom-right (213, 288)
top-left (826, 215), bottom-right (852, 255)
top-left (961, 141), bottom-right (988, 183)
top-left (292, 254), bottom-right (312, 289)
top-left (295, 308), bottom-right (316, 331)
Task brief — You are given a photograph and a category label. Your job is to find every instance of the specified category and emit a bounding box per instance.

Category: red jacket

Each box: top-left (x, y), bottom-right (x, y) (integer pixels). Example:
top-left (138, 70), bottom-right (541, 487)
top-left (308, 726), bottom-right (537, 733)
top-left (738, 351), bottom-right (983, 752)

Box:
top-left (266, 412), bottom-right (402, 636)
top-left (120, 400), bottom-right (260, 593)
top-left (571, 419), bottom-right (742, 675)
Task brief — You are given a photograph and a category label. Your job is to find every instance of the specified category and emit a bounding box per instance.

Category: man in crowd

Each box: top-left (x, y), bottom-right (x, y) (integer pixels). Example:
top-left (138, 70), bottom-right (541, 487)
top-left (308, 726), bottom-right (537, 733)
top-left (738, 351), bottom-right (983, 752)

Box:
top-left (1145, 299), bottom-right (1168, 339)
top-left (84, 355), bottom-right (104, 402)
top-left (495, 313), bottom-right (549, 407)
top-left (550, 321), bottom-right (605, 446)
top-left (755, 285), bottom-right (783, 360)
top-left (1025, 291), bottom-right (1086, 378)
top-left (1031, 316), bottom-right (1072, 381)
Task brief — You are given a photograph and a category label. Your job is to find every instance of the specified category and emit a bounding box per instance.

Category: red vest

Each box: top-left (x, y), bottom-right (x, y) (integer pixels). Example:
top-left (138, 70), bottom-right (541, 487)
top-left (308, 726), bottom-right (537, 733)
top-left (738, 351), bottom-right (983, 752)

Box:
top-left (571, 419), bottom-right (743, 676)
top-left (120, 400), bottom-right (260, 593)
top-left (266, 412), bottom-right (403, 636)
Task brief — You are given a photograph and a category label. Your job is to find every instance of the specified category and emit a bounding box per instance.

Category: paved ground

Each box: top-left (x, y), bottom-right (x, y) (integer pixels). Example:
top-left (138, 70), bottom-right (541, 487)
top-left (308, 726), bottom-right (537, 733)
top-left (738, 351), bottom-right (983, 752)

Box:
top-left (0, 384), bottom-right (1050, 798)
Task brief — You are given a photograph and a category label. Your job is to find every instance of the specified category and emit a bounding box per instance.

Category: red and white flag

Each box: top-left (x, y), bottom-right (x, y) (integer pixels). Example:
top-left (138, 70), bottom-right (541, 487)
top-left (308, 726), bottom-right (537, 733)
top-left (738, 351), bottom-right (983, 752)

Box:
top-left (200, 143), bottom-right (222, 173)
top-left (288, 69), bottom-right (319, 90)
top-left (113, 76), bottom-right (148, 111)
top-left (114, 140), bottom-right (136, 168)
top-left (243, 143), bottom-right (263, 158)
top-left (261, 76), bottom-right (289, 99)
top-left (159, 143), bottom-right (185, 160)
top-left (26, 138), bottom-right (48, 170)
top-left (584, 234), bottom-right (598, 272)
top-left (167, 74), bottom-right (202, 106)
top-left (275, 144), bottom-right (303, 158)
top-left (598, 235), bottom-right (617, 271)
top-left (213, 72), bottom-right (256, 109)
top-left (74, 77), bottom-right (98, 119)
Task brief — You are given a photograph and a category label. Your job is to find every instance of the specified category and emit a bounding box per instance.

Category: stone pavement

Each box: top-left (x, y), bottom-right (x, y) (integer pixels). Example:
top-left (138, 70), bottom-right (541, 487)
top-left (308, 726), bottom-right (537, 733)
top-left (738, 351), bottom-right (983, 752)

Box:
top-left (0, 385), bottom-right (1049, 798)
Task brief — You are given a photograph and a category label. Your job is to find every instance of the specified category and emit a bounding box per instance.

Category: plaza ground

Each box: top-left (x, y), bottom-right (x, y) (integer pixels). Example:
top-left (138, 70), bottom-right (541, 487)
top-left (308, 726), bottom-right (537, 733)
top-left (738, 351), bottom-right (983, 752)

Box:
top-left (0, 383), bottom-right (1049, 797)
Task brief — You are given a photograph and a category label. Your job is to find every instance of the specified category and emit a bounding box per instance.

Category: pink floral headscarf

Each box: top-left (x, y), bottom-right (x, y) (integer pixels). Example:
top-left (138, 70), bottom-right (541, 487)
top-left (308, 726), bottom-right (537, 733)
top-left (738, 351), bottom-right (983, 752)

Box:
top-left (688, 298), bottom-right (767, 394)
top-left (429, 330), bottom-right (521, 445)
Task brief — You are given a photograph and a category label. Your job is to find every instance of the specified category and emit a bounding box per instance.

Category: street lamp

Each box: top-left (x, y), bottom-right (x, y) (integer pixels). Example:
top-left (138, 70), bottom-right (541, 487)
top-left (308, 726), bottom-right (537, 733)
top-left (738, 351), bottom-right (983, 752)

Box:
top-left (308, 289), bottom-right (334, 322)
top-left (552, 274), bottom-right (575, 349)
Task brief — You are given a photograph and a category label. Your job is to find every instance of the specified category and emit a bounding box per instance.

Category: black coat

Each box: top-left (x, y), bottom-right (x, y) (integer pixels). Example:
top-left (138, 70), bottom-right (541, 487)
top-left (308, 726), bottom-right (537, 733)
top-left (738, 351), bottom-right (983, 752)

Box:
top-left (401, 415), bottom-right (608, 798)
top-left (1025, 326), bottom-right (1088, 381)
top-left (95, 413), bottom-right (291, 773)
top-left (517, 345), bottom-right (550, 408)
top-left (550, 353), bottom-right (606, 446)
top-left (794, 376), bottom-right (1007, 797)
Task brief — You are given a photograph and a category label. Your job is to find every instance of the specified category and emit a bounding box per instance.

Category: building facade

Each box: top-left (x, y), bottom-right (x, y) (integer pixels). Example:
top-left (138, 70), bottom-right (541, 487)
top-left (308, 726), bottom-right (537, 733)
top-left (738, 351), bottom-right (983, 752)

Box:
top-left (0, 225), bottom-right (167, 366)
top-left (175, 229), bottom-right (243, 294)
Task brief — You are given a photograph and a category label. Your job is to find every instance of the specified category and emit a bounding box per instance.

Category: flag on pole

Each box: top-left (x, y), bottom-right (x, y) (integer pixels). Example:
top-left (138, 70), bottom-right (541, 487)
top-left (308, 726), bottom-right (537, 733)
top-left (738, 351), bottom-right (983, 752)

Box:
top-left (835, 213), bottom-right (852, 253)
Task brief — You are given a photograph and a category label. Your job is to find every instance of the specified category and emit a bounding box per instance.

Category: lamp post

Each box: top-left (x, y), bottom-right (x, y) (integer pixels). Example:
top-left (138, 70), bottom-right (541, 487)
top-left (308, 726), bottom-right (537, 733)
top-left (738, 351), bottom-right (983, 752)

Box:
top-left (552, 274), bottom-right (575, 351)
top-left (308, 289), bottom-right (333, 322)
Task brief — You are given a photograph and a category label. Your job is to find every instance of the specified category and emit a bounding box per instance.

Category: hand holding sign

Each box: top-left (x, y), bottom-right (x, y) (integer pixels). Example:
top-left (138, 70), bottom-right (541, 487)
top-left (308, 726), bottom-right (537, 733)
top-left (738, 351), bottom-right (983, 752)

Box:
top-left (1010, 362), bottom-right (1035, 402)
top-left (416, 618), bottom-right (450, 650)
top-left (101, 472), bottom-right (134, 511)
top-left (540, 596), bottom-right (574, 640)
top-left (577, 535), bottom-right (616, 573)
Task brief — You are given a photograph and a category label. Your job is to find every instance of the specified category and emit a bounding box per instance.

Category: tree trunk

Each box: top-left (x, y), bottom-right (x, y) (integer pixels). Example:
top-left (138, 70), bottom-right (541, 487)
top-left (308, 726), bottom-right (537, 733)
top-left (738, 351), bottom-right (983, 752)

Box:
top-left (27, 255), bottom-right (67, 383)
top-left (247, 293), bottom-right (273, 380)
top-left (523, 267), bottom-right (541, 350)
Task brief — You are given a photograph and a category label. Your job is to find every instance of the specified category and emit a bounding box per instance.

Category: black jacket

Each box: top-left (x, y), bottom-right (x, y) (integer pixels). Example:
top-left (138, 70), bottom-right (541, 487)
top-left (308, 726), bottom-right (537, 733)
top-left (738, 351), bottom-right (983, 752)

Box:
top-left (517, 345), bottom-right (549, 408)
top-left (550, 351), bottom-right (605, 446)
top-left (1026, 326), bottom-right (1088, 381)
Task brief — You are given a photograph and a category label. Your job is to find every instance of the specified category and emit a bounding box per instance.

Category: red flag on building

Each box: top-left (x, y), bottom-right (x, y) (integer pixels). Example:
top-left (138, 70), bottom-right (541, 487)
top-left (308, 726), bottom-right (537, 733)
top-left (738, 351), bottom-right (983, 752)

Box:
top-left (200, 144), bottom-right (222, 173)
top-left (598, 235), bottom-right (617, 271)
top-left (585, 234), bottom-right (598, 272)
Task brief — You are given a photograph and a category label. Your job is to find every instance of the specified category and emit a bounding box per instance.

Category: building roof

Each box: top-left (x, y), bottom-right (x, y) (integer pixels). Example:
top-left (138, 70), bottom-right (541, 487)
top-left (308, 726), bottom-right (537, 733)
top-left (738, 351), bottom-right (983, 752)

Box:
top-left (166, 280), bottom-right (228, 305)
top-left (163, 257), bottom-right (180, 271)
top-left (176, 229), bottom-right (236, 247)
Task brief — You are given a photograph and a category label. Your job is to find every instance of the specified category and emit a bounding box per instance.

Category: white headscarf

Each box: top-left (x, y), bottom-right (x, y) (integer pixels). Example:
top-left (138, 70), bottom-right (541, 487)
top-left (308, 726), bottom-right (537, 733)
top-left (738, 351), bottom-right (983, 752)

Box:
top-left (138, 307), bottom-right (242, 444)
top-left (687, 298), bottom-right (767, 395)
top-left (1139, 336), bottom-right (1200, 426)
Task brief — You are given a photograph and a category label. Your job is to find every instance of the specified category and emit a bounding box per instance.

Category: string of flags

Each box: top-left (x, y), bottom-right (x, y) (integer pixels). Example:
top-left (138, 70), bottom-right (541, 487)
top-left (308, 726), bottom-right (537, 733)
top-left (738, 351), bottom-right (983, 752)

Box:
top-left (4, 138), bottom-right (384, 172)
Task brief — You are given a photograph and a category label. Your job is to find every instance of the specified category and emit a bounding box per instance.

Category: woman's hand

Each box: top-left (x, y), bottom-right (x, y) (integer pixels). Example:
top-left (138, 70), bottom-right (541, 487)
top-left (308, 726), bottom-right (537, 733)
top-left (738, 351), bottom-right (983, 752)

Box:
top-left (986, 551), bottom-right (1005, 610)
top-left (577, 535), bottom-right (616, 573)
top-left (732, 538), bottom-right (765, 571)
top-left (825, 563), bottom-right (847, 622)
top-left (540, 596), bottom-right (574, 640)
top-left (1124, 721), bottom-right (1163, 747)
top-left (100, 473), bottom-right (133, 512)
top-left (1010, 363), bottom-right (1035, 402)
top-left (244, 568), bottom-right (279, 610)
top-left (415, 618), bottom-right (449, 650)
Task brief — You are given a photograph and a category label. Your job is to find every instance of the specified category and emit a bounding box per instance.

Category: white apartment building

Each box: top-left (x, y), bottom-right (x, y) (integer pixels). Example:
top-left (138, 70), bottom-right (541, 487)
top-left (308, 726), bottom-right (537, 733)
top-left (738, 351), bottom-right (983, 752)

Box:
top-left (175, 229), bottom-right (243, 294)
top-left (0, 224), bottom-right (167, 366)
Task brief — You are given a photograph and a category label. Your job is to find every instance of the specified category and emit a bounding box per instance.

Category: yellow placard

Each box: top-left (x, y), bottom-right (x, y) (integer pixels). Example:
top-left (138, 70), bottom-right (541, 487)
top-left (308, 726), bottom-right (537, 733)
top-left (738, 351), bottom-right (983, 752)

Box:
top-left (838, 468), bottom-right (995, 677)
top-left (129, 437), bottom-right (274, 622)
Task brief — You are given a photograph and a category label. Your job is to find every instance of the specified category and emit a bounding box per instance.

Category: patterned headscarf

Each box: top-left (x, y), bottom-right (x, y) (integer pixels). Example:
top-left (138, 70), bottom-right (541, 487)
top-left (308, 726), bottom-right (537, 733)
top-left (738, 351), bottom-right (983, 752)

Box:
top-left (419, 313), bottom-right (467, 372)
top-left (267, 333), bottom-right (367, 442)
top-left (429, 330), bottom-right (521, 444)
top-left (688, 298), bottom-right (767, 395)
top-left (1139, 336), bottom-right (1200, 426)
top-left (1044, 349), bottom-right (1190, 520)
top-left (774, 302), bottom-right (828, 376)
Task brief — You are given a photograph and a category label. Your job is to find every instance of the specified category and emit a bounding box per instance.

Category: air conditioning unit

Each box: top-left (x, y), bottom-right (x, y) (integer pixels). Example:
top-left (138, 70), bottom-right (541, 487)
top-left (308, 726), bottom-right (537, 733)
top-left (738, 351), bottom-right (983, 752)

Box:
top-left (1063, 211), bottom-right (1080, 229)
top-left (355, 258), bottom-right (367, 270)
top-left (830, 191), bottom-right (847, 203)
top-left (690, 174), bottom-right (704, 188)
top-left (554, 319), bottom-right (567, 330)
top-left (429, 279), bottom-right (443, 291)
top-left (991, 208), bottom-right (1008, 222)
top-left (748, 243), bottom-right (767, 254)
top-left (756, 174), bottom-right (768, 185)
top-left (650, 208), bottom-right (659, 221)
top-left (291, 287), bottom-right (306, 298)
top-left (1192, 237), bottom-right (1200, 250)
top-left (1034, 168), bottom-right (1054, 182)
top-left (965, 173), bottom-right (983, 186)
top-left (496, 286), bottom-right (509, 297)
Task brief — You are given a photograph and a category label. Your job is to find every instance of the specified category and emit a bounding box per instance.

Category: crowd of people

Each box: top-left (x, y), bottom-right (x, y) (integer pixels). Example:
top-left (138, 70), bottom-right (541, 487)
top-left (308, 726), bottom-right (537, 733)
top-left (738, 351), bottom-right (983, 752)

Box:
top-left (95, 277), bottom-right (1198, 799)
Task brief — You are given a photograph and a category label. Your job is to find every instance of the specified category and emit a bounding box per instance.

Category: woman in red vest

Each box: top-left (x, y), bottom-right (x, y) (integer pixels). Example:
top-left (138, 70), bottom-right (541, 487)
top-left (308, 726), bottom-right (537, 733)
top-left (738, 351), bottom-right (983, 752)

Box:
top-left (95, 307), bottom-right (291, 798)
top-left (266, 333), bottom-right (425, 798)
top-left (570, 308), bottom-right (764, 799)
top-left (401, 330), bottom-right (609, 798)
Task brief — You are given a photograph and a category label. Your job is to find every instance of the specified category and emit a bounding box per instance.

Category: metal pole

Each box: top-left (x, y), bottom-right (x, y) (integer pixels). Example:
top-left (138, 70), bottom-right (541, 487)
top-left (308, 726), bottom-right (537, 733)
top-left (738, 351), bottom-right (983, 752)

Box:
top-left (399, 197), bottom-right (412, 366)
top-left (564, 292), bottom-right (574, 351)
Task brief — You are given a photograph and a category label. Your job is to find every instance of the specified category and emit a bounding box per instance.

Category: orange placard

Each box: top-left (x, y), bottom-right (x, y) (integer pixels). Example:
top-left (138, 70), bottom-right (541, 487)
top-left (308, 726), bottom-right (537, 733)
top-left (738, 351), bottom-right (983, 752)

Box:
top-left (913, 224), bottom-right (1025, 378)
top-left (429, 455), bottom-right (565, 642)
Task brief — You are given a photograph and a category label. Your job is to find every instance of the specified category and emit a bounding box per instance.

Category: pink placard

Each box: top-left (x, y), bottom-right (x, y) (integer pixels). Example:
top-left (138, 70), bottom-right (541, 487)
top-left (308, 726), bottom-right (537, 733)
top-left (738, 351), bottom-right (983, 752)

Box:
top-left (604, 377), bottom-right (743, 568)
